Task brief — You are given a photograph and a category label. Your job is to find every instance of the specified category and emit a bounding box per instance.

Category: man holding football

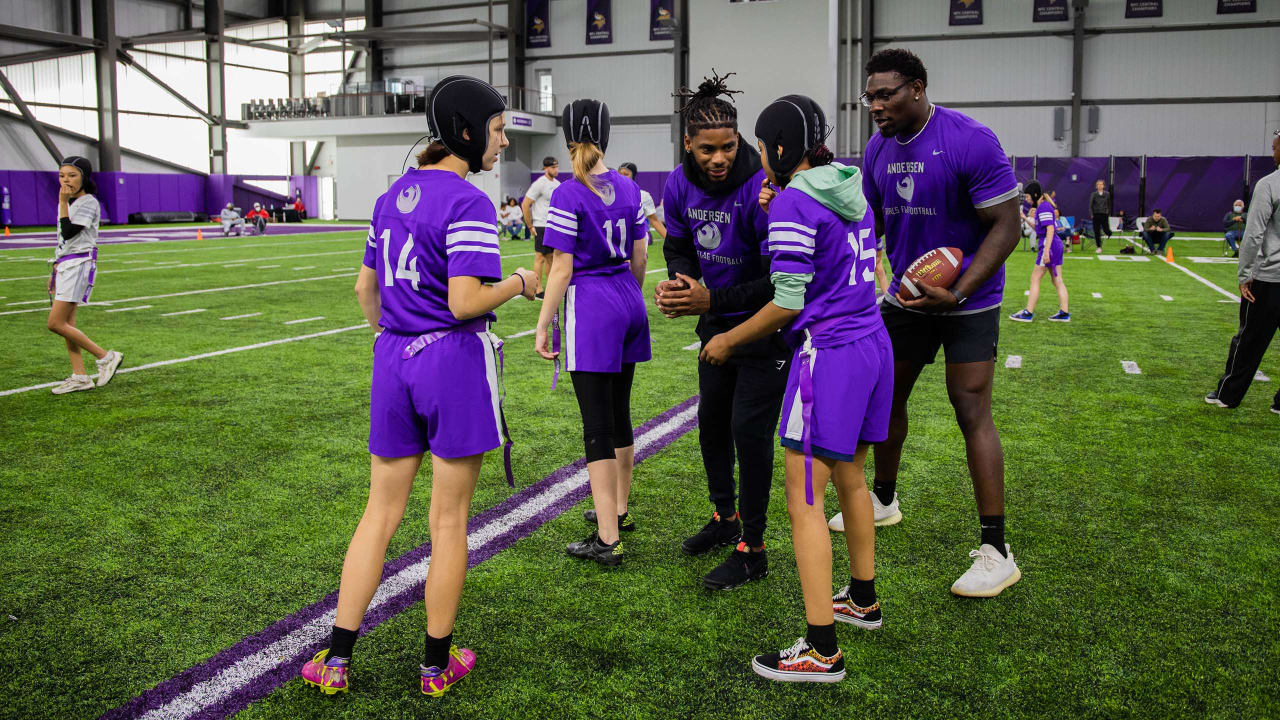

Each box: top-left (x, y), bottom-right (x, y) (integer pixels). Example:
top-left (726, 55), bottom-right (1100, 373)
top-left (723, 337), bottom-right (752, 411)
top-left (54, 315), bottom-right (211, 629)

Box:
top-left (854, 49), bottom-right (1024, 597)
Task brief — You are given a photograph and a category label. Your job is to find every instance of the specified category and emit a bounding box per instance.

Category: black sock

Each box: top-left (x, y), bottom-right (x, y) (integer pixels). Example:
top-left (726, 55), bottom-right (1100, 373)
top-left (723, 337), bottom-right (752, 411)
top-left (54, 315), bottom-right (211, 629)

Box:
top-left (872, 480), bottom-right (895, 507)
top-left (847, 577), bottom-right (876, 608)
top-left (805, 623), bottom-right (838, 657)
top-left (329, 625), bottom-right (358, 660)
top-left (424, 631), bottom-right (453, 670)
top-left (980, 515), bottom-right (1007, 557)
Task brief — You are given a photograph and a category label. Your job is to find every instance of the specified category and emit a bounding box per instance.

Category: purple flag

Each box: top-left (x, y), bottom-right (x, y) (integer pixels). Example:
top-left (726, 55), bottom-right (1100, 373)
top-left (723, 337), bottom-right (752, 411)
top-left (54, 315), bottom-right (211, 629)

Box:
top-left (1033, 0), bottom-right (1069, 22)
top-left (949, 0), bottom-right (982, 26)
top-left (526, 0), bottom-right (550, 49)
top-left (587, 0), bottom-right (612, 45)
top-left (1217, 0), bottom-right (1256, 13)
top-left (1124, 0), bottom-right (1162, 18)
top-left (650, 0), bottom-right (674, 41)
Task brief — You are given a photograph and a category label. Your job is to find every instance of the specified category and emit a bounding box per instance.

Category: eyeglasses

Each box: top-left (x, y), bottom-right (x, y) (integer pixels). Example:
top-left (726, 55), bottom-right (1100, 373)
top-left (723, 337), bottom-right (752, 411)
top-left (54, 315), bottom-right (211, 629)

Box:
top-left (859, 80), bottom-right (913, 108)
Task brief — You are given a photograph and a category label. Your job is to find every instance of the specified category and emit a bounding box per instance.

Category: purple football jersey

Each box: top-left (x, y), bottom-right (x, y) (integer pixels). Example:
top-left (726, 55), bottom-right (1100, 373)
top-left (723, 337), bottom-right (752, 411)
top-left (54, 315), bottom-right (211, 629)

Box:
top-left (542, 170), bottom-right (646, 275)
top-left (662, 166), bottom-right (770, 302)
top-left (768, 188), bottom-right (882, 348)
top-left (1034, 200), bottom-right (1055, 241)
top-left (862, 105), bottom-right (1020, 312)
top-left (362, 169), bottom-right (502, 334)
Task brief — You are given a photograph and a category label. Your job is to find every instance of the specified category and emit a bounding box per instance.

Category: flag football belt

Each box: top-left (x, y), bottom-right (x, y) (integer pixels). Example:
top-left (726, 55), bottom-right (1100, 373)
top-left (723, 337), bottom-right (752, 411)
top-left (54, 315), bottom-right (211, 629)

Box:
top-left (49, 247), bottom-right (98, 304)
top-left (400, 317), bottom-right (515, 487)
top-left (795, 316), bottom-right (851, 506)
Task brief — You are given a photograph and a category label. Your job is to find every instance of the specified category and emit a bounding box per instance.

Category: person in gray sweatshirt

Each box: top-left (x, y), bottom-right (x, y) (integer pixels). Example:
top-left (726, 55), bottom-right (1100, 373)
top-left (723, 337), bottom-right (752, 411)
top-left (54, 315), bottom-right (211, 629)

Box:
top-left (219, 203), bottom-right (244, 236)
top-left (1207, 131), bottom-right (1280, 413)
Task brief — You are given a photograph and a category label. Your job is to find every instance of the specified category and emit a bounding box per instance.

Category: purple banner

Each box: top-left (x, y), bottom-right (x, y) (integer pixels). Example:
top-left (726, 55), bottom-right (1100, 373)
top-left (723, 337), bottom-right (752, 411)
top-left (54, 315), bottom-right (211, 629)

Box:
top-left (512, 115), bottom-right (533, 127)
top-left (1034, 157), bottom-right (1109, 224)
top-left (1248, 155), bottom-right (1277, 201)
top-left (526, 0), bottom-right (550, 49)
top-left (1112, 156), bottom-right (1142, 218)
top-left (949, 0), bottom-right (982, 26)
top-left (1033, 0), bottom-right (1069, 22)
top-left (586, 0), bottom-right (612, 45)
top-left (1124, 0), bottom-right (1162, 18)
top-left (1217, 0), bottom-right (1257, 13)
top-left (650, 0), bottom-right (674, 40)
top-left (1144, 156), bottom-right (1245, 231)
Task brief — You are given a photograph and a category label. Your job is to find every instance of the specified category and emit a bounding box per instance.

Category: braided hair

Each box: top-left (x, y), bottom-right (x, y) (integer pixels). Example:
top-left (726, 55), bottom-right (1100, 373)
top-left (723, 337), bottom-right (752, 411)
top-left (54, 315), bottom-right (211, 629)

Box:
top-left (674, 70), bottom-right (741, 137)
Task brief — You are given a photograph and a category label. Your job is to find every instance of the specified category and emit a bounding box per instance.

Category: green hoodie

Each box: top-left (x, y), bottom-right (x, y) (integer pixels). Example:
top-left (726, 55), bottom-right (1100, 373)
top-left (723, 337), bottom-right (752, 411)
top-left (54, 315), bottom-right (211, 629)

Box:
top-left (769, 162), bottom-right (868, 310)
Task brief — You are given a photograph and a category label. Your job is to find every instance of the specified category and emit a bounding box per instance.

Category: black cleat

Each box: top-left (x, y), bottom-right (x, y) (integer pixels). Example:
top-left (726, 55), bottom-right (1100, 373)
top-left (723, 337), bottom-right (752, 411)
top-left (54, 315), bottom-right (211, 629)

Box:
top-left (703, 542), bottom-right (768, 590)
top-left (566, 532), bottom-right (624, 566)
top-left (681, 512), bottom-right (742, 556)
top-left (583, 509), bottom-right (636, 531)
top-left (1204, 391), bottom-right (1236, 408)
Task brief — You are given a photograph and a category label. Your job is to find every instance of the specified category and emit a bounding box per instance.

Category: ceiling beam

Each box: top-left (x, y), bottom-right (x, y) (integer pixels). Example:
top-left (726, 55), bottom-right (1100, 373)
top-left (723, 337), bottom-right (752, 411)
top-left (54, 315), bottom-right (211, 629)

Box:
top-left (0, 67), bottom-right (63, 165)
top-left (0, 23), bottom-right (101, 49)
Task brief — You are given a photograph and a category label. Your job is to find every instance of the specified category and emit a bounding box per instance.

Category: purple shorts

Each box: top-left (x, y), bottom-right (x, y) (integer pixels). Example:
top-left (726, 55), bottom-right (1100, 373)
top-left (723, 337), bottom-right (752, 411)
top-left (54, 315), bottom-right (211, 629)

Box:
top-left (779, 326), bottom-right (893, 460)
top-left (369, 327), bottom-right (504, 459)
top-left (1037, 237), bottom-right (1064, 277)
top-left (563, 271), bottom-right (651, 373)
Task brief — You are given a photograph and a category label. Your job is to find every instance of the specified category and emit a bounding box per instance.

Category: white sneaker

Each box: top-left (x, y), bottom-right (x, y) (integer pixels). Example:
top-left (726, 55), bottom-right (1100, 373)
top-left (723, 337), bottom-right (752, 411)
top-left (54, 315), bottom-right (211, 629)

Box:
top-left (951, 544), bottom-right (1021, 598)
top-left (51, 374), bottom-right (94, 395)
top-left (871, 492), bottom-right (902, 526)
top-left (96, 350), bottom-right (124, 387)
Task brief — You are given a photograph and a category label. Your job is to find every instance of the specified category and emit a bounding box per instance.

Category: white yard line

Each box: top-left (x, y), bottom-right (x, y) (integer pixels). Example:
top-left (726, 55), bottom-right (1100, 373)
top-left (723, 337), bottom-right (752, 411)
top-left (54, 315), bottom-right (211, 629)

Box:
top-left (105, 305), bottom-right (153, 313)
top-left (1122, 361), bottom-right (1142, 375)
top-left (1092, 292), bottom-right (1102, 299)
top-left (223, 264), bottom-right (246, 268)
top-left (221, 312), bottom-right (263, 320)
top-left (1, 324), bottom-right (367, 397)
top-left (683, 341), bottom-right (701, 351)
top-left (160, 308), bottom-right (207, 317)
top-left (283, 316), bottom-right (324, 325)
top-left (1004, 355), bottom-right (1022, 369)
top-left (257, 265), bottom-right (281, 269)
top-left (293, 266), bottom-right (316, 270)
top-left (1160, 295), bottom-right (1173, 302)
top-left (505, 328), bottom-right (536, 339)
top-left (1164, 259), bottom-right (1239, 301)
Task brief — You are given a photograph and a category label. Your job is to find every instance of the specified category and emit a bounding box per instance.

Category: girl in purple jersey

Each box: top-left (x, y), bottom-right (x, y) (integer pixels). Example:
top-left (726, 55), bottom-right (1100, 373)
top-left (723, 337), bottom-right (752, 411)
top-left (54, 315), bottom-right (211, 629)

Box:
top-left (1010, 180), bottom-right (1070, 322)
top-left (300, 76), bottom-right (536, 699)
top-left (535, 98), bottom-right (651, 566)
top-left (701, 95), bottom-right (891, 684)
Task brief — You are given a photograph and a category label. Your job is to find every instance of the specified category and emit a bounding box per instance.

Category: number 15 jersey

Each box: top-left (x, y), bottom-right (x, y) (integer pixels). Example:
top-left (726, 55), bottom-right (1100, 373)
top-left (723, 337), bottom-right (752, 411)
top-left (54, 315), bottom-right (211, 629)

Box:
top-left (362, 168), bottom-right (503, 334)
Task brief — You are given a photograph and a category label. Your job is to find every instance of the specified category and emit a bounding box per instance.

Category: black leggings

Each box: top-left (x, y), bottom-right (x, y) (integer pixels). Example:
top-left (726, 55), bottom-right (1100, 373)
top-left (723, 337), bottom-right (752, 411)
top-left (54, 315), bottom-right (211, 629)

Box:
top-left (570, 364), bottom-right (636, 463)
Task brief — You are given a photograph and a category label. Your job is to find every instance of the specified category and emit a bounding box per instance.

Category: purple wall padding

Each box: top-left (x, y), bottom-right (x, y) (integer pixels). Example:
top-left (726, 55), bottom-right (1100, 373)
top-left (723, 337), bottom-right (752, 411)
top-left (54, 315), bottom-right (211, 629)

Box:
top-left (528, 171), bottom-right (668, 209)
top-left (288, 175), bottom-right (319, 213)
top-left (1112, 156), bottom-right (1142, 217)
top-left (1012, 156), bottom-right (1035, 187)
top-left (1144, 156), bottom-right (1245, 231)
top-left (1034, 156), bottom-right (1108, 221)
top-left (1248, 156), bottom-right (1276, 200)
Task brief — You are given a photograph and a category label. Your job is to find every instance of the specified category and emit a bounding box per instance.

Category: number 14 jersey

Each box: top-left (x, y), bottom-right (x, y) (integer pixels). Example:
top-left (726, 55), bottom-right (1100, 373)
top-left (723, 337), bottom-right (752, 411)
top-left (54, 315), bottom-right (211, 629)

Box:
top-left (362, 168), bottom-right (503, 334)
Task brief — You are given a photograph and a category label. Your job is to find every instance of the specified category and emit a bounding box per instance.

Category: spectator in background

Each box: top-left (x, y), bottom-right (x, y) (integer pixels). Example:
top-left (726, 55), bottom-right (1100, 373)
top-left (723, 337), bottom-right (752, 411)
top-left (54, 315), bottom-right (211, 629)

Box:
top-left (498, 196), bottom-right (525, 239)
top-left (220, 202), bottom-right (245, 236)
top-left (1117, 208), bottom-right (1136, 232)
top-left (617, 162), bottom-right (666, 241)
top-left (522, 156), bottom-right (560, 296)
top-left (245, 202), bottom-right (269, 234)
top-left (1142, 210), bottom-right (1174, 254)
top-left (1019, 195), bottom-right (1035, 240)
top-left (1223, 199), bottom-right (1246, 258)
top-left (1090, 179), bottom-right (1111, 253)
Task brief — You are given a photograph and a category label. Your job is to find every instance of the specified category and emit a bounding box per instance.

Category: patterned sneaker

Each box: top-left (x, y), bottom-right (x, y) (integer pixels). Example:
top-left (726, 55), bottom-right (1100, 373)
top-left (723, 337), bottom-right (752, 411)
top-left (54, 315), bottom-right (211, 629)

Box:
top-left (1009, 309), bottom-right (1034, 323)
top-left (833, 586), bottom-right (883, 629)
top-left (751, 637), bottom-right (845, 683)
top-left (582, 508), bottom-right (636, 531)
top-left (951, 543), bottom-right (1021, 598)
top-left (680, 511), bottom-right (742, 555)
top-left (300, 650), bottom-right (349, 695)
top-left (566, 532), bottom-right (624, 566)
top-left (51, 374), bottom-right (94, 395)
top-left (1048, 311), bottom-right (1071, 322)
top-left (95, 350), bottom-right (124, 387)
top-left (421, 646), bottom-right (476, 697)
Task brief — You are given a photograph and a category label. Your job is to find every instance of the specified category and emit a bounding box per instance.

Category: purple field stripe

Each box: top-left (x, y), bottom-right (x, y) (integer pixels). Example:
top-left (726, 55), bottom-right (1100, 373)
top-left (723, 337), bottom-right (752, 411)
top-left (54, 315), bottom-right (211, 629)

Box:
top-left (100, 396), bottom-right (698, 720)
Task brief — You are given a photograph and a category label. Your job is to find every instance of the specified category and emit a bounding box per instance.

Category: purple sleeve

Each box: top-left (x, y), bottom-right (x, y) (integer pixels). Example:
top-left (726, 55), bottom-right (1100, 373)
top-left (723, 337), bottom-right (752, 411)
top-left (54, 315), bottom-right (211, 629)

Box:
top-left (1036, 204), bottom-right (1055, 234)
top-left (959, 126), bottom-right (1019, 209)
top-left (630, 200), bottom-right (648, 243)
top-left (764, 194), bottom-right (816, 276)
top-left (662, 173), bottom-right (690, 239)
top-left (541, 186), bottom-right (579, 254)
top-left (445, 194), bottom-right (502, 281)
top-left (362, 195), bottom-right (383, 269)
top-left (861, 145), bottom-right (883, 211)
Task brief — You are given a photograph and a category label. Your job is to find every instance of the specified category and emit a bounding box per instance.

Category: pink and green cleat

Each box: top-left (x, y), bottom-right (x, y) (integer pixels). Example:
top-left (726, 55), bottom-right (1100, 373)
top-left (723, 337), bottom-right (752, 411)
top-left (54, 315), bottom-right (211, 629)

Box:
top-left (420, 646), bottom-right (476, 697)
top-left (300, 649), bottom-right (349, 695)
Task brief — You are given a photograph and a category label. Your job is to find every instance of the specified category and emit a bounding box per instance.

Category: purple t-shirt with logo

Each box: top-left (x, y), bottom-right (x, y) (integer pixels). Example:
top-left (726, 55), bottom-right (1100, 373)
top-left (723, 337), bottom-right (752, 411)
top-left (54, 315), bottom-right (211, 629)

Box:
top-left (768, 187), bottom-right (883, 348)
top-left (542, 170), bottom-right (647, 276)
top-left (862, 105), bottom-right (1020, 312)
top-left (362, 168), bottom-right (502, 334)
top-left (662, 166), bottom-right (770, 306)
top-left (1034, 200), bottom-right (1055, 242)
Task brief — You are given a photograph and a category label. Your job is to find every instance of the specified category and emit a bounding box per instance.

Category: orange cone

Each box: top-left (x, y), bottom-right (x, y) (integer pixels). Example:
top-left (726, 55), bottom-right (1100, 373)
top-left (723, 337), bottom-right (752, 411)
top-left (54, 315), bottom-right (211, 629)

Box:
top-left (197, 228), bottom-right (203, 241)
top-left (1165, 245), bottom-right (1174, 263)
top-left (3, 226), bottom-right (9, 236)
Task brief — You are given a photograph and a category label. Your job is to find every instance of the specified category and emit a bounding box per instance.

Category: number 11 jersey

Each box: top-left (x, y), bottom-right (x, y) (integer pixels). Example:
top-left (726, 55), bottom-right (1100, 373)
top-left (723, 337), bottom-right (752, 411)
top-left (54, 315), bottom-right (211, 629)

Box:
top-left (362, 168), bottom-right (503, 334)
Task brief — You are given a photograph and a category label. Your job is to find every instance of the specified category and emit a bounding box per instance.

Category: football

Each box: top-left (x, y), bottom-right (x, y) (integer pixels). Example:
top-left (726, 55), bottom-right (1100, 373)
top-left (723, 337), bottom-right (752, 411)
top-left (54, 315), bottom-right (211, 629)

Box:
top-left (897, 246), bottom-right (964, 301)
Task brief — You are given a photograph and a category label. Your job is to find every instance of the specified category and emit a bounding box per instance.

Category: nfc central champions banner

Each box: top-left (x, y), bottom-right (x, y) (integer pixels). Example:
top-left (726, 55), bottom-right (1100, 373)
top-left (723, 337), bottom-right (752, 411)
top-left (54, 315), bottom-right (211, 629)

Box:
top-left (526, 0), bottom-right (550, 49)
top-left (1124, 0), bottom-right (1162, 18)
top-left (650, 0), bottom-right (675, 41)
top-left (949, 0), bottom-right (982, 26)
top-left (586, 0), bottom-right (612, 45)
top-left (1032, 0), bottom-right (1069, 22)
top-left (1217, 0), bottom-right (1256, 13)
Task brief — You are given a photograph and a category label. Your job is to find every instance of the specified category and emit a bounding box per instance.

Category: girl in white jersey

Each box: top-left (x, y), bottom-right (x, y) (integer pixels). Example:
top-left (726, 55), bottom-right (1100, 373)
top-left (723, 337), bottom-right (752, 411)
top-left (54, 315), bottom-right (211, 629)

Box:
top-left (46, 156), bottom-right (123, 395)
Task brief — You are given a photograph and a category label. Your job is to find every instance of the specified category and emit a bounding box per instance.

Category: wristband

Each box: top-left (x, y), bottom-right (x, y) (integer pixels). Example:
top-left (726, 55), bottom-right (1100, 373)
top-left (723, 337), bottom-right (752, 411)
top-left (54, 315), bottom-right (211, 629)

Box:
top-left (511, 272), bottom-right (525, 295)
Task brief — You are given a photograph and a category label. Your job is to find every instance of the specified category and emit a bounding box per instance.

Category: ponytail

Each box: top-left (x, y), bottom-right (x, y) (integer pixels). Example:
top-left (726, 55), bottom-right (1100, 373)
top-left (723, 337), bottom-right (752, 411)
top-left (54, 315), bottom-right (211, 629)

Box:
top-left (805, 144), bottom-right (834, 169)
top-left (416, 140), bottom-right (451, 168)
top-left (570, 141), bottom-right (606, 200)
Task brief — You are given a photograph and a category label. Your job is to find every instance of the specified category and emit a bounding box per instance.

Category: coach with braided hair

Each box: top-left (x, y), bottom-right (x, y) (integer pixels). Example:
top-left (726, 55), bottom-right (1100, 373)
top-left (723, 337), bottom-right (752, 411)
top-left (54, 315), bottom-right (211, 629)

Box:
top-left (649, 71), bottom-right (789, 590)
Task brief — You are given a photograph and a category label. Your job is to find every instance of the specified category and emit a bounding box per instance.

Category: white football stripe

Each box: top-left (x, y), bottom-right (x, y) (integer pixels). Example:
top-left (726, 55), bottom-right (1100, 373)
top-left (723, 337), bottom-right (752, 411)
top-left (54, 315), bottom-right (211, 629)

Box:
top-left (768, 230), bottom-right (816, 247)
top-left (939, 247), bottom-right (959, 267)
top-left (445, 230), bottom-right (500, 247)
top-left (445, 244), bottom-right (501, 255)
top-left (768, 221), bottom-right (817, 236)
top-left (446, 220), bottom-right (498, 233)
top-left (767, 242), bottom-right (815, 255)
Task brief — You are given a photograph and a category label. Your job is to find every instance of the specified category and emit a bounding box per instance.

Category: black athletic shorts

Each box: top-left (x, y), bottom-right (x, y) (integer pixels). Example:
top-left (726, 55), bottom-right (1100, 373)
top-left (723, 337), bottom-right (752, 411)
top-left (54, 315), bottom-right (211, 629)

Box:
top-left (533, 226), bottom-right (554, 256)
top-left (880, 301), bottom-right (1000, 365)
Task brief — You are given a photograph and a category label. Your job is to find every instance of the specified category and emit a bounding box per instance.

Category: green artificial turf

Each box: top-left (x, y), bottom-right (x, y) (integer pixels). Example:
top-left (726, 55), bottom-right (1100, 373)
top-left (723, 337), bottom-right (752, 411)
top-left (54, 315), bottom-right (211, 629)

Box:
top-left (0, 230), bottom-right (1276, 720)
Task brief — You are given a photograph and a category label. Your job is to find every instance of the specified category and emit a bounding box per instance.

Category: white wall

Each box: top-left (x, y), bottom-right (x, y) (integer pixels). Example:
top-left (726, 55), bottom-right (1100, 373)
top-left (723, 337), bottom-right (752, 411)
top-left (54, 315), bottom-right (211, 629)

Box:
top-left (0, 112), bottom-right (197, 174)
top-left (334, 134), bottom-right (505, 220)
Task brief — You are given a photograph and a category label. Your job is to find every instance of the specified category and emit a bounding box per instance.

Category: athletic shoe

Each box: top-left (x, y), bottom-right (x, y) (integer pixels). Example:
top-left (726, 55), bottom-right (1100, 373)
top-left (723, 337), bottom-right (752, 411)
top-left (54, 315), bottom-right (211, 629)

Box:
top-left (703, 542), bottom-right (768, 590)
top-left (751, 637), bottom-right (845, 683)
top-left (95, 350), bottom-right (124, 387)
top-left (1204, 391), bottom-right (1232, 408)
top-left (950, 544), bottom-right (1021, 598)
top-left (827, 512), bottom-right (844, 532)
top-left (681, 511), bottom-right (742, 556)
top-left (871, 492), bottom-right (902, 526)
top-left (566, 532), bottom-right (624, 566)
top-left (1009, 309), bottom-right (1034, 323)
top-left (832, 586), bottom-right (882, 629)
top-left (1270, 402), bottom-right (1279, 415)
top-left (51, 375), bottom-right (94, 395)
top-left (420, 646), bottom-right (476, 697)
top-left (583, 508), bottom-right (636, 531)
top-left (1095, 247), bottom-right (1102, 253)
top-left (300, 650), bottom-right (349, 695)
top-left (535, 291), bottom-right (545, 300)
top-left (1048, 311), bottom-right (1071, 322)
